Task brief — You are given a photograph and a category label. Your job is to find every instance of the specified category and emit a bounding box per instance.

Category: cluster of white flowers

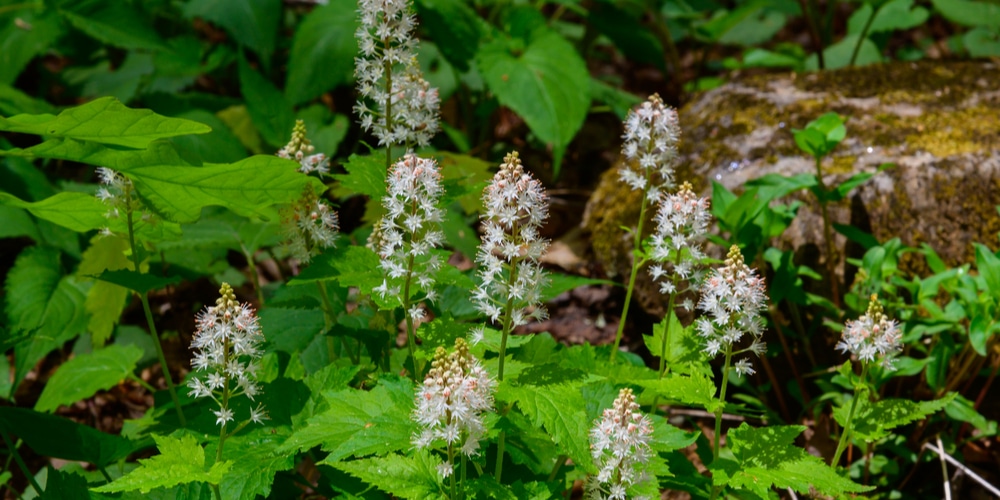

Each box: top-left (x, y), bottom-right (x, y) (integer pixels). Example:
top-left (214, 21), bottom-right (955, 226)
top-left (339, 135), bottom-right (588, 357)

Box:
top-left (95, 167), bottom-right (157, 234)
top-left (188, 283), bottom-right (267, 427)
top-left (472, 152), bottom-right (550, 327)
top-left (837, 294), bottom-right (902, 369)
top-left (587, 388), bottom-right (655, 500)
top-left (696, 245), bottom-right (768, 376)
top-left (355, 0), bottom-right (440, 147)
top-left (277, 119), bottom-right (329, 175)
top-left (373, 154), bottom-right (445, 303)
top-left (281, 186), bottom-right (339, 264)
top-left (648, 181), bottom-right (711, 297)
top-left (412, 338), bottom-right (495, 478)
top-left (619, 94), bottom-right (681, 202)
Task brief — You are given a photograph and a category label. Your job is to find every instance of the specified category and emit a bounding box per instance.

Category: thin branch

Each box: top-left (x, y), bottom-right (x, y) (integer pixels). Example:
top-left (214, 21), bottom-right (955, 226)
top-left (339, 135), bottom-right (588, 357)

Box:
top-left (924, 440), bottom-right (1000, 498)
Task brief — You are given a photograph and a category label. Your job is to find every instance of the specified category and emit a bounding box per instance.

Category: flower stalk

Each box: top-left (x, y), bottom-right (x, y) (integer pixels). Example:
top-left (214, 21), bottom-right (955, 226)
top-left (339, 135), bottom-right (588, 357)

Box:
top-left (610, 94), bottom-right (680, 362)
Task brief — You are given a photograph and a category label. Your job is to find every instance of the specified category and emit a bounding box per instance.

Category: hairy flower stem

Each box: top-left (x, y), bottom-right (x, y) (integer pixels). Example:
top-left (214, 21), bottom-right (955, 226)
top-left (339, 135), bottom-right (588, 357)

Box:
top-left (493, 262), bottom-right (521, 484)
top-left (448, 442), bottom-right (457, 499)
top-left (649, 287), bottom-right (678, 416)
top-left (709, 345), bottom-right (734, 500)
top-left (832, 363), bottom-right (869, 468)
top-left (813, 156), bottom-right (841, 308)
top-left (610, 168), bottom-right (652, 363)
top-left (403, 253), bottom-right (419, 379)
top-left (243, 246), bottom-right (265, 306)
top-left (125, 197), bottom-right (185, 427)
top-left (383, 55), bottom-right (393, 172)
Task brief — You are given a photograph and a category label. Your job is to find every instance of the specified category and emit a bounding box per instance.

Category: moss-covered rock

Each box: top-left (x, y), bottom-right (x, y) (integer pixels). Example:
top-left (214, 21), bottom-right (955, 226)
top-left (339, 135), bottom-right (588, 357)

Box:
top-left (583, 61), bottom-right (1000, 314)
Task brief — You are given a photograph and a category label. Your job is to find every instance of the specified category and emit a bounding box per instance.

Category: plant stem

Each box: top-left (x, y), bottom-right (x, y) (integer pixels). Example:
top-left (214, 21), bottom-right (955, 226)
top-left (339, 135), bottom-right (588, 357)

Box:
top-left (649, 289), bottom-right (678, 416)
top-left (494, 428), bottom-right (507, 482)
top-left (713, 345), bottom-right (734, 463)
top-left (460, 453), bottom-right (467, 500)
top-left (448, 443), bottom-right (457, 499)
top-left (494, 262), bottom-right (521, 484)
top-left (403, 254), bottom-right (419, 380)
top-left (243, 246), bottom-right (265, 306)
top-left (832, 364), bottom-right (868, 468)
top-left (125, 202), bottom-right (185, 427)
top-left (647, 7), bottom-right (682, 76)
top-left (813, 157), bottom-right (841, 308)
top-left (708, 345), bottom-right (734, 500)
top-left (849, 6), bottom-right (877, 67)
top-left (610, 179), bottom-right (651, 363)
top-left (1, 432), bottom-right (41, 496)
top-left (496, 261), bottom-right (521, 383)
top-left (797, 0), bottom-right (826, 69)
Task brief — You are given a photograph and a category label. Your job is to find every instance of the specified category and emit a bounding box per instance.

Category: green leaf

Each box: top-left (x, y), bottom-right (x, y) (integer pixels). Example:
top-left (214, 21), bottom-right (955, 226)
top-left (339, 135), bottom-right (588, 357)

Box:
top-left (930, 0), bottom-right (1000, 28)
top-left (280, 376), bottom-right (418, 461)
top-left (792, 112), bottom-right (846, 158)
top-left (964, 27), bottom-right (1000, 57)
top-left (5, 247), bottom-right (90, 386)
top-left (59, 3), bottom-right (169, 51)
top-left (91, 269), bottom-right (182, 294)
top-left (209, 428), bottom-right (294, 500)
top-left (125, 155), bottom-right (325, 223)
top-left (259, 304), bottom-right (325, 353)
top-left (641, 315), bottom-right (710, 374)
top-left (285, 0), bottom-right (358, 105)
top-left (182, 0), bottom-right (280, 59)
top-left (35, 344), bottom-right (143, 413)
top-left (291, 245), bottom-right (385, 294)
top-left (329, 451), bottom-right (445, 500)
top-left (415, 0), bottom-right (484, 72)
top-left (541, 274), bottom-right (614, 302)
top-left (40, 466), bottom-right (90, 500)
top-left (944, 393), bottom-right (992, 431)
top-left (0, 97), bottom-right (211, 148)
top-left (0, 406), bottom-right (134, 467)
top-left (717, 423), bottom-right (870, 497)
top-left (588, 3), bottom-right (665, 70)
top-left (847, 0), bottom-right (928, 35)
top-left (833, 394), bottom-right (955, 442)
top-left (637, 372), bottom-right (717, 410)
top-left (477, 31), bottom-right (590, 159)
top-left (169, 110), bottom-right (249, 164)
top-left (589, 79), bottom-right (643, 120)
top-left (0, 191), bottom-right (108, 233)
top-left (505, 382), bottom-right (593, 471)
top-left (332, 153), bottom-right (387, 199)
top-left (0, 10), bottom-right (63, 86)
top-left (238, 55), bottom-right (295, 148)
top-left (0, 137), bottom-right (196, 169)
top-left (93, 434), bottom-right (230, 493)
top-left (975, 243), bottom-right (1000, 296)
top-left (805, 34), bottom-right (882, 70)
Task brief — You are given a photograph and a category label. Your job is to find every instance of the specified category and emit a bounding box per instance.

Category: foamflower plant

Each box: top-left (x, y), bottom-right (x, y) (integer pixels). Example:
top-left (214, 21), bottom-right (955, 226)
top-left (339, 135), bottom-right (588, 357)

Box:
top-left (831, 294), bottom-right (902, 467)
top-left (696, 245), bottom-right (767, 485)
top-left (373, 153), bottom-right (446, 376)
top-left (188, 283), bottom-right (267, 461)
top-left (611, 94), bottom-right (682, 362)
top-left (470, 151), bottom-right (549, 482)
top-left (587, 388), bottom-right (655, 500)
top-left (355, 0), bottom-right (440, 168)
top-left (413, 337), bottom-right (495, 495)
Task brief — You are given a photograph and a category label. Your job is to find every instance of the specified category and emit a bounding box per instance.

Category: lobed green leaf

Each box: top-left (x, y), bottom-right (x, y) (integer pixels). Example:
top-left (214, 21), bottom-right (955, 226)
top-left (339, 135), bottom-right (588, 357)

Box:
top-left (329, 451), bottom-right (445, 500)
top-left (280, 376), bottom-right (417, 461)
top-left (93, 434), bottom-right (230, 493)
